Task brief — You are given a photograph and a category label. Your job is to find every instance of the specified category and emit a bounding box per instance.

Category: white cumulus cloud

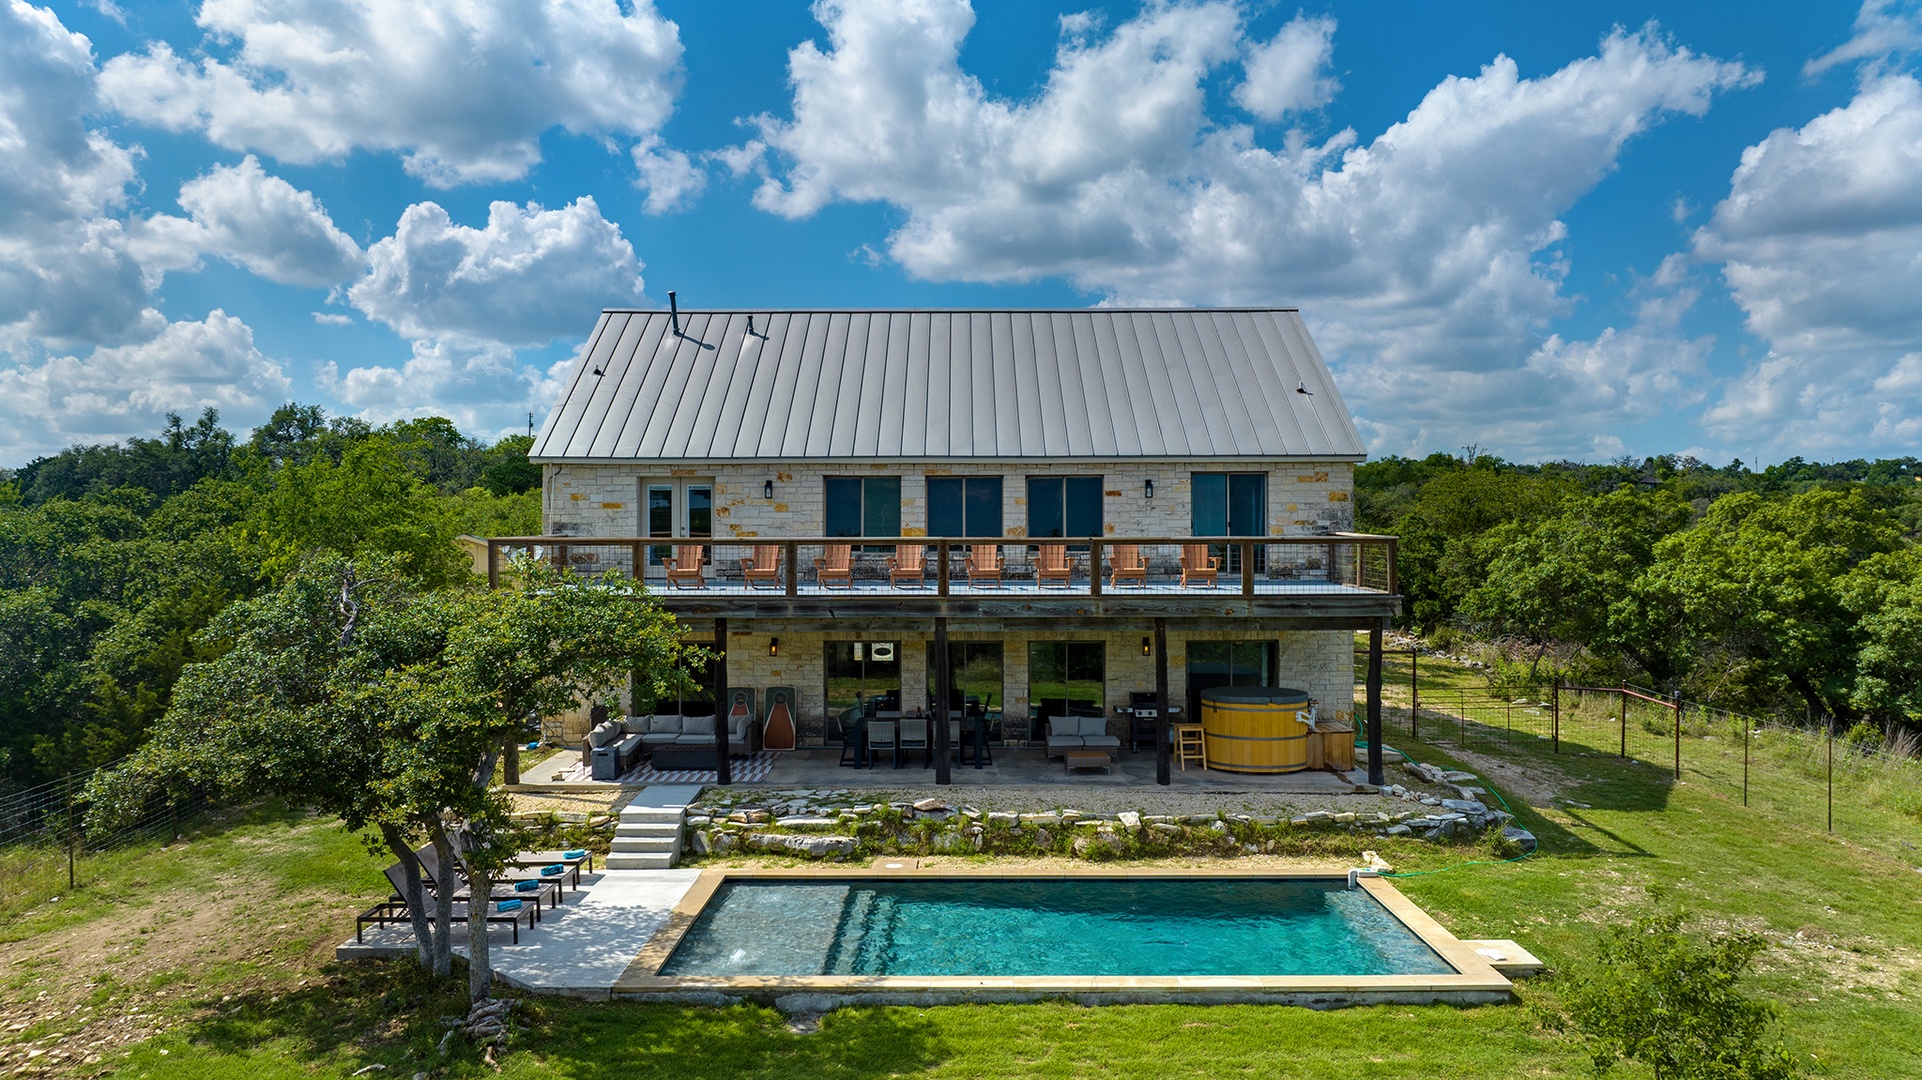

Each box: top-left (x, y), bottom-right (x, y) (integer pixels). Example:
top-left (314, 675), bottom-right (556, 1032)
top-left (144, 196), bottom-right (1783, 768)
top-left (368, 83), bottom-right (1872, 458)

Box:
top-left (746, 0), bottom-right (1756, 457)
top-left (1695, 70), bottom-right (1922, 456)
top-left (318, 341), bottom-right (576, 443)
top-left (100, 0), bottom-right (688, 186)
top-left (0, 310), bottom-right (290, 461)
top-left (1234, 13), bottom-right (1338, 120)
top-left (129, 155), bottom-right (363, 287)
top-left (348, 196), bottom-right (646, 347)
top-left (632, 135), bottom-right (706, 214)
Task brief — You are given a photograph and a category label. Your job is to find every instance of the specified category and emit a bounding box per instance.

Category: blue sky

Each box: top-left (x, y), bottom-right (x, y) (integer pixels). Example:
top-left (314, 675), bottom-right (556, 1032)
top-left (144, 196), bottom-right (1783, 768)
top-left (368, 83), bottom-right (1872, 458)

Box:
top-left (3, 0), bottom-right (1920, 467)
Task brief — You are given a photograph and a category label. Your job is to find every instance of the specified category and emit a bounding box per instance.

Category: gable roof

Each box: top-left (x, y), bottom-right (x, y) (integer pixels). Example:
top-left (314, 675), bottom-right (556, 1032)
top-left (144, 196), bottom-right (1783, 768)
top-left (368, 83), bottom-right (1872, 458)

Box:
top-left (530, 308), bottom-right (1367, 462)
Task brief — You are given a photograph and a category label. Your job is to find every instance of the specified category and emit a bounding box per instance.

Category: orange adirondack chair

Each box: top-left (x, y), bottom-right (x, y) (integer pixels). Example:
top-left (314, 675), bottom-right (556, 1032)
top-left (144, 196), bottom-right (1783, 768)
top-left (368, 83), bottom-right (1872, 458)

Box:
top-left (1108, 543), bottom-right (1147, 588)
top-left (1179, 544), bottom-right (1219, 588)
top-left (889, 544), bottom-right (927, 587)
top-left (815, 544), bottom-right (853, 589)
top-left (740, 545), bottom-right (783, 589)
top-left (1036, 543), bottom-right (1071, 587)
top-left (965, 545), bottom-right (1003, 588)
top-left (663, 544), bottom-right (707, 589)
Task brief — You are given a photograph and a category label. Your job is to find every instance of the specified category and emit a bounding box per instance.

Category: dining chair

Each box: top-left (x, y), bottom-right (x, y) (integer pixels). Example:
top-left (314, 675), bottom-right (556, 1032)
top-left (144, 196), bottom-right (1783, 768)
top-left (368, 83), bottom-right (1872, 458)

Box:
top-left (865, 720), bottom-right (897, 768)
top-left (897, 717), bottom-right (929, 767)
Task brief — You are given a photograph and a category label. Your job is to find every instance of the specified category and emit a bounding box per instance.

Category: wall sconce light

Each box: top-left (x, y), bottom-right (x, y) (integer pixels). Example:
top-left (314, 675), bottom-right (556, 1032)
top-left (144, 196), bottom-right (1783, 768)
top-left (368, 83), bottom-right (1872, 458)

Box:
top-left (1142, 636), bottom-right (1152, 656)
top-left (769, 637), bottom-right (779, 657)
top-left (1144, 478), bottom-right (1154, 499)
top-left (763, 480), bottom-right (774, 499)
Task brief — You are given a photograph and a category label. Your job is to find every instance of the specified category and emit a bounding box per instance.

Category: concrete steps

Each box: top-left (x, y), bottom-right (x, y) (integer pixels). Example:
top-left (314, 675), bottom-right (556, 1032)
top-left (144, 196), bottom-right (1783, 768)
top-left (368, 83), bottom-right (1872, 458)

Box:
top-left (604, 789), bottom-right (694, 870)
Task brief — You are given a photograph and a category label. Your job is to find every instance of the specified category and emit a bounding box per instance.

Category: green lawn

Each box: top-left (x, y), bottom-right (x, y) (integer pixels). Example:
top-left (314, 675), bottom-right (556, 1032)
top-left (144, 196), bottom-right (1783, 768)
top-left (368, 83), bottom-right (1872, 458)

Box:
top-left (7, 657), bottom-right (1921, 1078)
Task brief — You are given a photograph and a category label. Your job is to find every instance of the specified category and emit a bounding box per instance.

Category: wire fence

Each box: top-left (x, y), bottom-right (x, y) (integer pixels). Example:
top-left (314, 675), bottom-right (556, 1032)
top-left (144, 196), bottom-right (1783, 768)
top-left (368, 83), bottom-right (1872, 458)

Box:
top-left (0, 761), bottom-right (210, 918)
top-left (1366, 650), bottom-right (1922, 868)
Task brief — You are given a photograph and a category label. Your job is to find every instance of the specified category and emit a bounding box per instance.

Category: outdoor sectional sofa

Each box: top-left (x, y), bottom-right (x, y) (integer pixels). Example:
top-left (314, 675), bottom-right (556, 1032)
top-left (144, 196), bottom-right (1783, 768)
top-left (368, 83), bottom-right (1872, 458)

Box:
top-left (1044, 715), bottom-right (1122, 760)
top-left (583, 712), bottom-right (761, 779)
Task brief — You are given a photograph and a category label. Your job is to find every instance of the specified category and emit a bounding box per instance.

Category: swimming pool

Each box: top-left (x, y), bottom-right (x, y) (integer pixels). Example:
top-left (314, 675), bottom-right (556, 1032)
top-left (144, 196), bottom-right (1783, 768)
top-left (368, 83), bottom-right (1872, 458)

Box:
top-left (661, 877), bottom-right (1453, 978)
top-left (618, 868), bottom-right (1512, 1006)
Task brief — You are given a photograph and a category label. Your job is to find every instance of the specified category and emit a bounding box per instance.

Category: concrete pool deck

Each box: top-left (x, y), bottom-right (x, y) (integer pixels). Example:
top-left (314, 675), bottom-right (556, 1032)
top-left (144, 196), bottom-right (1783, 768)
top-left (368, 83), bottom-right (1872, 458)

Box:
top-left (339, 865), bottom-right (1514, 1007)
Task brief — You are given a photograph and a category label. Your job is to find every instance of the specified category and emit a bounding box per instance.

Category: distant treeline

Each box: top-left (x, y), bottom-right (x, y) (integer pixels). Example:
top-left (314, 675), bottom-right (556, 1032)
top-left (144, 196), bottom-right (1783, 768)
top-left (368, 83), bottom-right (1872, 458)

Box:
top-left (0, 406), bottom-right (540, 789)
top-left (1357, 452), bottom-right (1922, 730)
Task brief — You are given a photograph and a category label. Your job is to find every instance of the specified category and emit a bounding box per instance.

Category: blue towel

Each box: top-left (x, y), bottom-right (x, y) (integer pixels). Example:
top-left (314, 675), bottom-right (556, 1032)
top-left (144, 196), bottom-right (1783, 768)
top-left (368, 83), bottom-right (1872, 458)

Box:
top-left (562, 849), bottom-right (587, 860)
top-left (496, 898), bottom-right (523, 912)
top-left (514, 880), bottom-right (541, 892)
top-left (525, 741), bottom-right (540, 750)
top-left (541, 864), bottom-right (564, 876)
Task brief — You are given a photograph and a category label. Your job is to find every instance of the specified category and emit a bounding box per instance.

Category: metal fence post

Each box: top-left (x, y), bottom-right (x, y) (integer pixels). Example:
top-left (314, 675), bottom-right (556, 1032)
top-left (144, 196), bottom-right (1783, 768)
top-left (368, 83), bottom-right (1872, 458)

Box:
top-left (1827, 722), bottom-right (1834, 833)
top-left (1742, 716), bottom-right (1750, 807)
top-left (1671, 691), bottom-right (1682, 780)
top-left (1551, 682), bottom-right (1560, 755)
top-left (1410, 648), bottom-right (1420, 740)
top-left (1619, 685), bottom-right (1628, 759)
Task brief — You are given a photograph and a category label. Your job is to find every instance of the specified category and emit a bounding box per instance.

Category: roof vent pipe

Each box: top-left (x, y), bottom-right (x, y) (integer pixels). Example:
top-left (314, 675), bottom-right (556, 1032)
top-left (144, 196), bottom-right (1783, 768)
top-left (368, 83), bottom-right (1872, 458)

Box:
top-left (668, 290), bottom-right (679, 336)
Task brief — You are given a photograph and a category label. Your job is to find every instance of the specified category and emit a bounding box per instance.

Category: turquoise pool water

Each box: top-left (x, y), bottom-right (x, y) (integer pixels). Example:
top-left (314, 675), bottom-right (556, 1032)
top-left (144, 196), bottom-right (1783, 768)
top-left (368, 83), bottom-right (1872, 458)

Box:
top-left (659, 878), bottom-right (1455, 978)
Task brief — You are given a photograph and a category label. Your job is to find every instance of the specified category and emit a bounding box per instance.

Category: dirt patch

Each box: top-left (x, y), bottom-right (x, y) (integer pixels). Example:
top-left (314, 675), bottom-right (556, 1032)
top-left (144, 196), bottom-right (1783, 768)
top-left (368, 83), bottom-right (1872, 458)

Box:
top-left (0, 880), bottom-right (349, 1077)
top-left (1421, 744), bottom-right (1577, 808)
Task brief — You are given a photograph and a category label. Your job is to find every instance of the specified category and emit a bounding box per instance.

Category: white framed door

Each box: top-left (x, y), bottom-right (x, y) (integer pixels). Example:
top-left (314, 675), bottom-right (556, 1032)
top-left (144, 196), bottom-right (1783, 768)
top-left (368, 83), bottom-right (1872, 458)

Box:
top-left (639, 478), bottom-right (713, 575)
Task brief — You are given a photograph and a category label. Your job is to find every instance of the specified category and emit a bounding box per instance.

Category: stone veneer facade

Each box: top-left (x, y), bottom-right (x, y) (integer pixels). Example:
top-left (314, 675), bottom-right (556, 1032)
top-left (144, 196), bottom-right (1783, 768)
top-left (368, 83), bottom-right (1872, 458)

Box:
top-left (540, 458), bottom-right (1359, 745)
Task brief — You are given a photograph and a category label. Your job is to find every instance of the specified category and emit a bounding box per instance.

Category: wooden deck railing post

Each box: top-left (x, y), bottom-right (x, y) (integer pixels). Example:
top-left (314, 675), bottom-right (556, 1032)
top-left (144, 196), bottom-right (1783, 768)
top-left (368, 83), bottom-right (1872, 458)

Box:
top-left (937, 542), bottom-right (950, 596)
top-left (1241, 539), bottom-right (1254, 596)
top-left (1090, 539), bottom-right (1102, 596)
top-left (785, 542), bottom-right (798, 597)
top-left (487, 540), bottom-right (499, 588)
top-left (630, 541), bottom-right (644, 583)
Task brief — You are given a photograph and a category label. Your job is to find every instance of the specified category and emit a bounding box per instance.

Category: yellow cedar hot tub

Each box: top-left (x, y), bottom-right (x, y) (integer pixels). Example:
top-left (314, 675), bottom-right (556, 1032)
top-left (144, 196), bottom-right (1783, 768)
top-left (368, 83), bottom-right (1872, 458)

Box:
top-left (1199, 687), bottom-right (1312, 773)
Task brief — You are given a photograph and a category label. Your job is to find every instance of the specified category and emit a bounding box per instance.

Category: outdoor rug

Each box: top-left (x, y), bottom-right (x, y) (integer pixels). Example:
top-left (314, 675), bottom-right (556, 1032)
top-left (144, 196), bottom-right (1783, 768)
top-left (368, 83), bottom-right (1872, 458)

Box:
top-left (556, 751), bottom-right (778, 785)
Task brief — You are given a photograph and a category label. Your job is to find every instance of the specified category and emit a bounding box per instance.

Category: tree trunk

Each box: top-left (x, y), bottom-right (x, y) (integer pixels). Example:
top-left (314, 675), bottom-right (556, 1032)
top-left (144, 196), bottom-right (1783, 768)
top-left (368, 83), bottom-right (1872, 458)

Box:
top-left (428, 823), bottom-right (458, 979)
top-left (379, 823), bottom-right (438, 973)
top-left (465, 862), bottom-right (494, 1003)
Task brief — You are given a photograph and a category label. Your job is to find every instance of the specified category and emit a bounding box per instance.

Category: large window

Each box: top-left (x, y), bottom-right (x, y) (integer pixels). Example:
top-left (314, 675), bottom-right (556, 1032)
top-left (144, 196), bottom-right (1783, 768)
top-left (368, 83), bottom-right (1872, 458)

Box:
top-left (824, 640), bottom-right (901, 729)
top-left (926, 641), bottom-right (1004, 712)
top-left (926, 476), bottom-right (1002, 537)
top-left (825, 476), bottom-right (901, 538)
top-left (1028, 641), bottom-right (1105, 720)
top-left (1027, 476), bottom-right (1103, 542)
top-left (1185, 640), bottom-right (1276, 719)
top-left (1192, 472), bottom-right (1266, 572)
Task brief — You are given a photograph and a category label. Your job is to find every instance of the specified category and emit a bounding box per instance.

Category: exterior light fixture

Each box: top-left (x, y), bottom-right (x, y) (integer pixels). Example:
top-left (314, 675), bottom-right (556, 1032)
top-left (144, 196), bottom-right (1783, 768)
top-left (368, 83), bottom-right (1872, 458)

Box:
top-left (764, 480), bottom-right (774, 499)
top-left (769, 637), bottom-right (779, 657)
top-left (1144, 478), bottom-right (1154, 499)
top-left (1142, 636), bottom-right (1152, 656)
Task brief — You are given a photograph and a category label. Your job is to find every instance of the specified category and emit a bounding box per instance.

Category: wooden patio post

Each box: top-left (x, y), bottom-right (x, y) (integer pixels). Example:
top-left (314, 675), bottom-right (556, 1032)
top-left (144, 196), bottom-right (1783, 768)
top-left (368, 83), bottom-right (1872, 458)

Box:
top-left (1154, 618), bottom-right (1171, 787)
top-left (933, 617), bottom-right (952, 785)
top-left (712, 618), bottom-right (732, 785)
top-left (1366, 624), bottom-right (1385, 787)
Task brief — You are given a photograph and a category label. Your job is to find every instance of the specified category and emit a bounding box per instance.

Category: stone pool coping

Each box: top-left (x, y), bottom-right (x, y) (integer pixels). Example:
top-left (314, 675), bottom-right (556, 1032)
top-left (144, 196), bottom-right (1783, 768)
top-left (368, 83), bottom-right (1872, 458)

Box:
top-left (611, 866), bottom-right (1513, 1008)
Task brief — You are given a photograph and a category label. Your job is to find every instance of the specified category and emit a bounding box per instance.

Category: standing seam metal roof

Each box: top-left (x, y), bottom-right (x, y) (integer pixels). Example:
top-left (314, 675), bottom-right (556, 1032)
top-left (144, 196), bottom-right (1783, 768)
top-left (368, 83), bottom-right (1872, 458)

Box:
top-left (531, 309), bottom-right (1367, 461)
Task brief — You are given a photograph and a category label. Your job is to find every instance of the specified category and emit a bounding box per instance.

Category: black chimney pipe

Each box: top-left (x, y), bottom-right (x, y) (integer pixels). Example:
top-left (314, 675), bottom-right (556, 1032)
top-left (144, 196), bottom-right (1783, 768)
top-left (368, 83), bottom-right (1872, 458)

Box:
top-left (669, 290), bottom-right (679, 336)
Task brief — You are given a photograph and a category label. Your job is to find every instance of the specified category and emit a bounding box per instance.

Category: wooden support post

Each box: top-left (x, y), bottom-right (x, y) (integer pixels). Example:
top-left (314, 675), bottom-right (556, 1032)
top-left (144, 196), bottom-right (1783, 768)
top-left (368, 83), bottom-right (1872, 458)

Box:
top-left (933, 617), bottom-right (952, 785)
top-left (785, 542), bottom-right (798, 597)
top-left (1411, 647), bottom-right (1420, 740)
top-left (713, 618), bottom-right (731, 785)
top-left (1154, 618), bottom-right (1171, 787)
top-left (1671, 691), bottom-right (1682, 780)
top-left (1241, 539), bottom-right (1255, 596)
top-left (1551, 682), bottom-right (1560, 754)
top-left (1366, 625), bottom-right (1385, 787)
top-left (937, 542), bottom-right (950, 596)
top-left (487, 541), bottom-right (500, 588)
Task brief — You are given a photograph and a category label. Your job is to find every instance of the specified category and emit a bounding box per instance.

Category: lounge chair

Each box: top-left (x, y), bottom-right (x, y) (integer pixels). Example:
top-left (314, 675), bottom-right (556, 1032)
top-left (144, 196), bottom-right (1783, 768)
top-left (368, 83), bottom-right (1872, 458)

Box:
top-left (386, 860), bottom-right (557, 919)
top-left (357, 897), bottom-right (534, 945)
top-left (1179, 544), bottom-right (1219, 588)
top-left (410, 846), bottom-right (567, 907)
top-left (740, 545), bottom-right (783, 589)
top-left (1108, 543), bottom-right (1147, 589)
top-left (965, 545), bottom-right (1002, 588)
top-left (816, 544), bottom-right (853, 589)
top-left (663, 544), bottom-right (707, 589)
top-left (888, 544), bottom-right (927, 587)
top-left (1036, 543), bottom-right (1071, 588)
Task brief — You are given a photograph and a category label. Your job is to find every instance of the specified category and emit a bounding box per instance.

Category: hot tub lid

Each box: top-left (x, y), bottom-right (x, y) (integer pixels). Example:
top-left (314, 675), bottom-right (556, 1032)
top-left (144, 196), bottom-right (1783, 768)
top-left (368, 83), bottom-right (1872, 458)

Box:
top-left (1200, 686), bottom-right (1311, 706)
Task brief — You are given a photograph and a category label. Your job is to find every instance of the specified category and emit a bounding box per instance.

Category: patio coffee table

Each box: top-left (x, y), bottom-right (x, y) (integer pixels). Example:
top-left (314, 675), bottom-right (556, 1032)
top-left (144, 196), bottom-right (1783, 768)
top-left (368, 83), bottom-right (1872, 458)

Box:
top-left (1063, 749), bottom-right (1112, 774)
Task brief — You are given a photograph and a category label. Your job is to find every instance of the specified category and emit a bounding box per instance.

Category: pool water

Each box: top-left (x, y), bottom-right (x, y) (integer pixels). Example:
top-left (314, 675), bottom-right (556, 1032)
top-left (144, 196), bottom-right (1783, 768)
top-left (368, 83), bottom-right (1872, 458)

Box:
top-left (659, 878), bottom-right (1456, 978)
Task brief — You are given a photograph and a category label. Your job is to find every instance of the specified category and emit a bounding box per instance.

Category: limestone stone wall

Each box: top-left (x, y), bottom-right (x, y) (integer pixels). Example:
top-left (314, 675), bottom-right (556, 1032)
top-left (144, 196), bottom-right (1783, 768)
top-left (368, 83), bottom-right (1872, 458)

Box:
top-left (697, 624), bottom-right (1355, 746)
top-left (540, 459), bottom-right (1355, 540)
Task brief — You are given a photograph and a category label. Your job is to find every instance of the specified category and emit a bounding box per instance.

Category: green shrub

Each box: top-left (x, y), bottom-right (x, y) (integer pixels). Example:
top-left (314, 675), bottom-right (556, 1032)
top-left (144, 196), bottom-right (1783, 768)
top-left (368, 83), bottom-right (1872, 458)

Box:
top-left (1556, 912), bottom-right (1800, 1079)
